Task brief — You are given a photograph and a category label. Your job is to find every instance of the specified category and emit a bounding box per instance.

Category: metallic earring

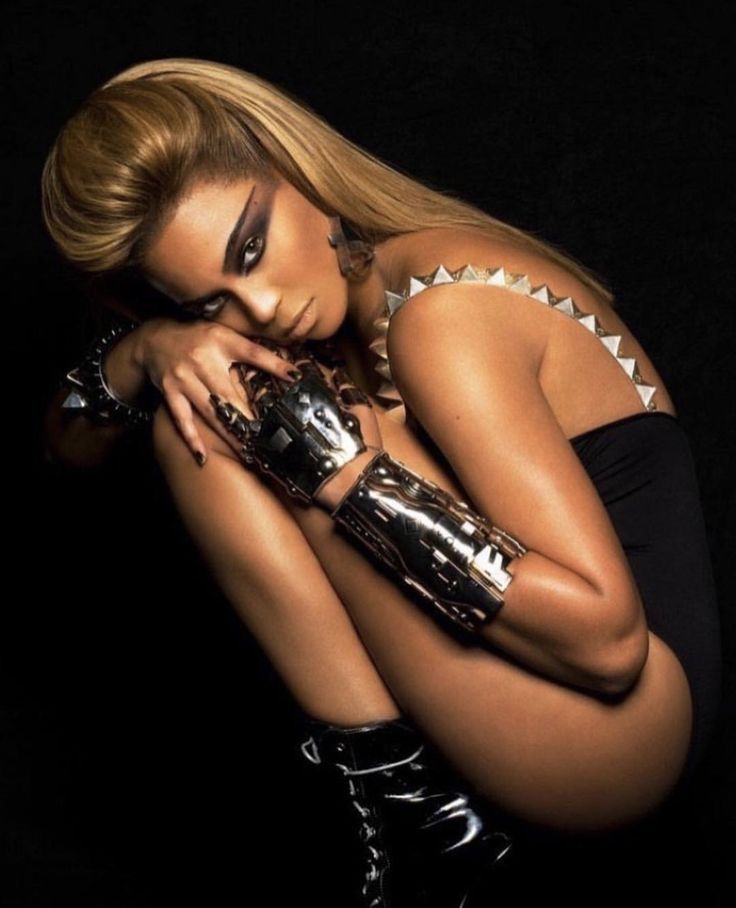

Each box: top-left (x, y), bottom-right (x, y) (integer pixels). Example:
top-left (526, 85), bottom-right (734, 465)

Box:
top-left (327, 215), bottom-right (375, 282)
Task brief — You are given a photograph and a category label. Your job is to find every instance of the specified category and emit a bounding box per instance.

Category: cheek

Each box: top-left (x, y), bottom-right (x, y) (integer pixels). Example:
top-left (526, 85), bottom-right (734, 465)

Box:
top-left (279, 212), bottom-right (343, 288)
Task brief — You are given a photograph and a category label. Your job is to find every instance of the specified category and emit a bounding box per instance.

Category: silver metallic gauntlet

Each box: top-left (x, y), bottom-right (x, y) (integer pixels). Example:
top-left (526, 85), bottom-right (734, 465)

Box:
top-left (330, 450), bottom-right (527, 633)
top-left (210, 348), bottom-right (370, 506)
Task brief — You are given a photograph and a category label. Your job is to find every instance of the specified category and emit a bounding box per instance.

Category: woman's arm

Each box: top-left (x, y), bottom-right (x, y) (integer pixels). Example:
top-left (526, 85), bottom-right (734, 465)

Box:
top-left (44, 317), bottom-right (303, 470)
top-left (378, 283), bottom-right (650, 694)
top-left (211, 342), bottom-right (648, 698)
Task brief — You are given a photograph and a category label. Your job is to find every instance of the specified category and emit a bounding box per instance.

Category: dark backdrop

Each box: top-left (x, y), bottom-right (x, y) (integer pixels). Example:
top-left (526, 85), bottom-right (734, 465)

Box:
top-left (6, 1), bottom-right (734, 906)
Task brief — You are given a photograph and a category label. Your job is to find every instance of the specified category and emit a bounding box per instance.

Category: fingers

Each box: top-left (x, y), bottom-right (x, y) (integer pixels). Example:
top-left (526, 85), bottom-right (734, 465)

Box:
top-left (227, 333), bottom-right (304, 383)
top-left (163, 372), bottom-right (258, 464)
top-left (203, 380), bottom-right (256, 458)
top-left (164, 393), bottom-right (209, 466)
top-left (208, 392), bottom-right (254, 456)
top-left (233, 342), bottom-right (324, 417)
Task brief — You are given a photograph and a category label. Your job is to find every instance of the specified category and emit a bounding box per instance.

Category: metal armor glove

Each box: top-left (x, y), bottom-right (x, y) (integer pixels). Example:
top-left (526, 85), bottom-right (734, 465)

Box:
top-left (209, 341), bottom-right (371, 506)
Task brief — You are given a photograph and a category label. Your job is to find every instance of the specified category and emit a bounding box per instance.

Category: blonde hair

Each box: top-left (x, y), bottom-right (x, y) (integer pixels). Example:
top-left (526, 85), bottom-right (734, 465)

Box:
top-left (41, 57), bottom-right (616, 314)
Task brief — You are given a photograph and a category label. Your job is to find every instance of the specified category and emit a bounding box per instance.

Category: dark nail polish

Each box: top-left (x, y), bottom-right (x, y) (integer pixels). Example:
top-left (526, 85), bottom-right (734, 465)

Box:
top-left (288, 369), bottom-right (303, 380)
top-left (195, 451), bottom-right (206, 467)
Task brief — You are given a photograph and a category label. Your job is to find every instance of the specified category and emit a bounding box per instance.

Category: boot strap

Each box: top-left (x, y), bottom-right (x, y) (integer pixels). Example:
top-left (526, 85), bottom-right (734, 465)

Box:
top-left (298, 717), bottom-right (426, 775)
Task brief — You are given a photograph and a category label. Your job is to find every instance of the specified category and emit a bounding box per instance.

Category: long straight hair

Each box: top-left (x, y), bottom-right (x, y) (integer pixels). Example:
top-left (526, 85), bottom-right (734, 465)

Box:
top-left (41, 57), bottom-right (616, 320)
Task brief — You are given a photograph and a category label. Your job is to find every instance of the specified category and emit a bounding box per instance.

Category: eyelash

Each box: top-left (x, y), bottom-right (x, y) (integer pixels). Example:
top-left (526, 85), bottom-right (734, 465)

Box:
top-left (201, 232), bottom-right (266, 317)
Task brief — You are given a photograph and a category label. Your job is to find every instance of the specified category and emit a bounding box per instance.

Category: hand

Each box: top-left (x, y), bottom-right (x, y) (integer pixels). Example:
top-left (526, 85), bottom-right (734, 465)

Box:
top-left (209, 339), bottom-right (384, 507)
top-left (133, 318), bottom-right (303, 463)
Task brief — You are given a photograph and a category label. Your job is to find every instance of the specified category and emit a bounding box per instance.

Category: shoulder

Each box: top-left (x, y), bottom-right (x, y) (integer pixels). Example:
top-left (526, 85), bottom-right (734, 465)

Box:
top-left (385, 228), bottom-right (556, 373)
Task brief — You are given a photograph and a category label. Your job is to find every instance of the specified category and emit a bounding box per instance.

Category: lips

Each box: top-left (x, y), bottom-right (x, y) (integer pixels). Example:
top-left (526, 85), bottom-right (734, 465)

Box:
top-left (285, 297), bottom-right (315, 339)
top-left (288, 299), bottom-right (312, 332)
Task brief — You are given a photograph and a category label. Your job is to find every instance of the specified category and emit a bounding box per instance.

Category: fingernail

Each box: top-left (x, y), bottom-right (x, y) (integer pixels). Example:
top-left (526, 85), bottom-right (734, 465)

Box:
top-left (288, 369), bottom-right (303, 380)
top-left (195, 451), bottom-right (206, 467)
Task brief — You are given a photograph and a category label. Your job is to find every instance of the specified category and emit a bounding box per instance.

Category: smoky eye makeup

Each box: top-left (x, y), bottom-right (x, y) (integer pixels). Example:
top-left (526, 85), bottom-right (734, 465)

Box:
top-left (198, 226), bottom-right (269, 317)
top-left (174, 181), bottom-right (277, 318)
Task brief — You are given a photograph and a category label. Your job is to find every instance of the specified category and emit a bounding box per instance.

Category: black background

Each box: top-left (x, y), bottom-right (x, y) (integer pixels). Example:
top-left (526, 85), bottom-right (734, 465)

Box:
top-left (6, 1), bottom-right (734, 905)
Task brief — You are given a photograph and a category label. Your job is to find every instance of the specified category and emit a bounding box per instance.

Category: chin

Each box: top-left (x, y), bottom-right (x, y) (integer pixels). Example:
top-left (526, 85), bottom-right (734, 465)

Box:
top-left (314, 303), bottom-right (350, 341)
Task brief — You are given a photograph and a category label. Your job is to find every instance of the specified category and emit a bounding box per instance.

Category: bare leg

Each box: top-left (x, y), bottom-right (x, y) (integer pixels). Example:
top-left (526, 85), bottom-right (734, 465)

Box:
top-left (152, 406), bottom-right (402, 728)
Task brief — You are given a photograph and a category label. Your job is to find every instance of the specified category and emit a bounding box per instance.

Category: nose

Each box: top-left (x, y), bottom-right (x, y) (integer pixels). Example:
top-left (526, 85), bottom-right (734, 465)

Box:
top-left (229, 282), bottom-right (281, 329)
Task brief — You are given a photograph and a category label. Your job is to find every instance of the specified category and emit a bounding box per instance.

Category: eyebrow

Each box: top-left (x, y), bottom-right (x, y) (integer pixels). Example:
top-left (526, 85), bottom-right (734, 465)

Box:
top-left (177, 185), bottom-right (256, 310)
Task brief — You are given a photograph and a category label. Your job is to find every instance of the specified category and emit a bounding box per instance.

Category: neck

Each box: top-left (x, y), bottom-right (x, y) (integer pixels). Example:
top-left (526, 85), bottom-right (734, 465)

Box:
top-left (345, 235), bottom-right (404, 339)
top-left (334, 234), bottom-right (407, 395)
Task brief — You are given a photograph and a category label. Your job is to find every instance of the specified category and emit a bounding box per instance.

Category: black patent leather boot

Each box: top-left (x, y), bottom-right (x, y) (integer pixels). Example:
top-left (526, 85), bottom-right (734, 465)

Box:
top-left (298, 714), bottom-right (513, 908)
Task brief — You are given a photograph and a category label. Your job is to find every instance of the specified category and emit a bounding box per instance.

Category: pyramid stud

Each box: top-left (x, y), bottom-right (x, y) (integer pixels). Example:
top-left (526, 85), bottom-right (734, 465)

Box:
top-left (636, 384), bottom-right (657, 408)
top-left (384, 291), bottom-right (405, 316)
top-left (530, 284), bottom-right (553, 305)
top-left (552, 297), bottom-right (578, 317)
top-left (508, 273), bottom-right (532, 295)
top-left (377, 381), bottom-right (404, 401)
top-left (375, 359), bottom-right (392, 381)
top-left (616, 357), bottom-right (638, 378)
top-left (64, 366), bottom-right (85, 388)
top-left (458, 264), bottom-right (483, 282)
top-left (430, 264), bottom-right (455, 286)
top-left (577, 313), bottom-right (600, 334)
top-left (408, 276), bottom-right (430, 297)
top-left (599, 334), bottom-right (623, 356)
top-left (61, 390), bottom-right (88, 410)
top-left (369, 336), bottom-right (387, 357)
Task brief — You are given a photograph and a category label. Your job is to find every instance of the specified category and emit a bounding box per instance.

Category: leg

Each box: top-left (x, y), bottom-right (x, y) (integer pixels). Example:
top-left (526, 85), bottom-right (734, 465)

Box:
top-left (282, 492), bottom-right (693, 833)
top-left (152, 404), bottom-right (401, 728)
top-left (152, 408), bottom-right (513, 907)
top-left (153, 404), bottom-right (690, 833)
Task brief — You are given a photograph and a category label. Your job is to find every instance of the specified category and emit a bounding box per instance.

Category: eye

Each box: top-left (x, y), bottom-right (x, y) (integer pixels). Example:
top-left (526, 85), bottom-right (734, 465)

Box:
top-left (198, 233), bottom-right (266, 318)
top-left (200, 297), bottom-right (227, 318)
top-left (240, 232), bottom-right (265, 273)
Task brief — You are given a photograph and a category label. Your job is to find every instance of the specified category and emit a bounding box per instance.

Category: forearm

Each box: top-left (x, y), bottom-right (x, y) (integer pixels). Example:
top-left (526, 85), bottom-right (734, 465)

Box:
top-left (315, 451), bottom-right (643, 696)
top-left (44, 324), bottom-right (153, 469)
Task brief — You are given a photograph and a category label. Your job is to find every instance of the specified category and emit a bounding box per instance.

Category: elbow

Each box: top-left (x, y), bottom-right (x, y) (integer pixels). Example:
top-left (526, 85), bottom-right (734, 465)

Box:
top-left (594, 611), bottom-right (650, 695)
top-left (584, 589), bottom-right (650, 695)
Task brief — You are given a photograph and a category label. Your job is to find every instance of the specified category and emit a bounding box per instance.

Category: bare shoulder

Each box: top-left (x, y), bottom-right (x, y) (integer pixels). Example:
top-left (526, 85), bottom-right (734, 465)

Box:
top-left (387, 227), bottom-right (558, 361)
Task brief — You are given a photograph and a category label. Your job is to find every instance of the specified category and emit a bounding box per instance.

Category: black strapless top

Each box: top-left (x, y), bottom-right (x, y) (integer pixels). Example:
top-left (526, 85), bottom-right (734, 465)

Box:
top-left (568, 410), bottom-right (722, 785)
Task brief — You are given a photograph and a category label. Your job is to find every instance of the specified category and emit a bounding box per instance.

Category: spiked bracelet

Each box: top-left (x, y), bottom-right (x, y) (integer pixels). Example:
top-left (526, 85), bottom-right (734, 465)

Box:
top-left (61, 317), bottom-right (160, 428)
top-left (329, 450), bottom-right (527, 633)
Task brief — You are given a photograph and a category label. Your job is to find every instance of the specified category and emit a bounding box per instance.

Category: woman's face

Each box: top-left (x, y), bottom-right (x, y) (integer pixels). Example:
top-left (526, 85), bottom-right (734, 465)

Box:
top-left (142, 173), bottom-right (350, 343)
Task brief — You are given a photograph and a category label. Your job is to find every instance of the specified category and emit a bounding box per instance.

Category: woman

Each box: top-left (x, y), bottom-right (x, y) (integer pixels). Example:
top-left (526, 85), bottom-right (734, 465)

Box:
top-left (42, 58), bottom-right (722, 907)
